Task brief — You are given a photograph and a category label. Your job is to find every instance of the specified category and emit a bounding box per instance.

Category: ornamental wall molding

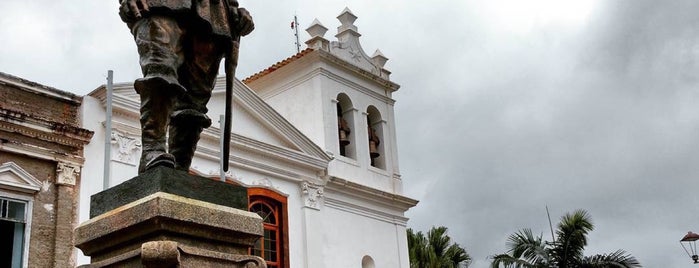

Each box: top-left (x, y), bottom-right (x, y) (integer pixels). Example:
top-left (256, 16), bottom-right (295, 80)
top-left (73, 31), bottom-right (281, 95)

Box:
top-left (317, 48), bottom-right (398, 92)
top-left (112, 108), bottom-right (139, 121)
top-left (317, 65), bottom-right (396, 104)
top-left (252, 178), bottom-right (275, 188)
top-left (0, 139), bottom-right (84, 166)
top-left (324, 196), bottom-right (409, 226)
top-left (326, 176), bottom-right (418, 212)
top-left (110, 130), bottom-right (141, 166)
top-left (56, 162), bottom-right (79, 186)
top-left (109, 120), bottom-right (141, 137)
top-left (248, 52), bottom-right (397, 105)
top-left (0, 108), bottom-right (93, 148)
top-left (195, 145), bottom-right (313, 184)
top-left (0, 161), bottom-right (42, 193)
top-left (201, 129), bottom-right (328, 171)
top-left (190, 168), bottom-right (289, 198)
top-left (251, 65), bottom-right (322, 100)
top-left (301, 181), bottom-right (325, 210)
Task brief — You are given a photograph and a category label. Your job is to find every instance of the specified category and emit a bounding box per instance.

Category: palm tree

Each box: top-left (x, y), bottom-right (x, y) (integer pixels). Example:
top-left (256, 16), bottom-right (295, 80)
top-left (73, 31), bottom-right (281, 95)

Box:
top-left (408, 226), bottom-right (471, 268)
top-left (491, 209), bottom-right (641, 268)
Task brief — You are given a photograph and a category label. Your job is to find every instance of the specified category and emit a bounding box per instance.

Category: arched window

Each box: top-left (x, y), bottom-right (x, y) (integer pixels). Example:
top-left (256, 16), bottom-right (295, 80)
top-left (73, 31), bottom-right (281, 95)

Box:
top-left (249, 188), bottom-right (288, 268)
top-left (362, 255), bottom-right (376, 268)
top-left (336, 94), bottom-right (356, 159)
top-left (366, 106), bottom-right (385, 169)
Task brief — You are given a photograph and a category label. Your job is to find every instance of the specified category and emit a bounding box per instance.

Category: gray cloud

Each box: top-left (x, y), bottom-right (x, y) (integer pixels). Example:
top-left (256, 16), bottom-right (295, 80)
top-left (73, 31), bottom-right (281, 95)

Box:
top-left (400, 1), bottom-right (699, 267)
top-left (1, 0), bottom-right (698, 267)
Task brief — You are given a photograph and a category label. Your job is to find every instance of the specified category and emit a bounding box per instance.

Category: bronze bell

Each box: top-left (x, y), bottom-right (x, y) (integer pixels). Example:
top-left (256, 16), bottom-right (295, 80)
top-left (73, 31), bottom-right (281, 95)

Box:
top-left (338, 116), bottom-right (351, 146)
top-left (339, 129), bottom-right (350, 146)
top-left (369, 141), bottom-right (380, 158)
top-left (368, 127), bottom-right (380, 159)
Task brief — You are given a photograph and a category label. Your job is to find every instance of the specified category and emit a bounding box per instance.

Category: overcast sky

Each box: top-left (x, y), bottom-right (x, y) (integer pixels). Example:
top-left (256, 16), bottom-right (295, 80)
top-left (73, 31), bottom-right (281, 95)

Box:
top-left (2, 0), bottom-right (699, 267)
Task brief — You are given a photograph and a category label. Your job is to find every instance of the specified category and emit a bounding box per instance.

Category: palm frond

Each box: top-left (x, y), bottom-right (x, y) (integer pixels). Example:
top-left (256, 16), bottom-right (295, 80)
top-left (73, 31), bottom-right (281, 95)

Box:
top-left (491, 254), bottom-right (543, 268)
top-left (554, 209), bottom-right (593, 266)
top-left (581, 249), bottom-right (642, 268)
top-left (445, 242), bottom-right (471, 267)
top-left (506, 229), bottom-right (551, 265)
top-left (427, 226), bottom-right (451, 257)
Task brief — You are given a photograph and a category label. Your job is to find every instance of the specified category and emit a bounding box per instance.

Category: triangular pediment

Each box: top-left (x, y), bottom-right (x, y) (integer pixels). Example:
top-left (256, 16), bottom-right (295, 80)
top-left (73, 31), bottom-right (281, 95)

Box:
top-left (0, 162), bottom-right (42, 193)
top-left (209, 87), bottom-right (296, 150)
top-left (208, 79), bottom-right (330, 162)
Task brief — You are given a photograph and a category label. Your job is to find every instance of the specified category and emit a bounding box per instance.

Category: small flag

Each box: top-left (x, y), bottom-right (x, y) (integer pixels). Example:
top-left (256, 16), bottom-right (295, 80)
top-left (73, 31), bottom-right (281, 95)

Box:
top-left (291, 21), bottom-right (295, 29)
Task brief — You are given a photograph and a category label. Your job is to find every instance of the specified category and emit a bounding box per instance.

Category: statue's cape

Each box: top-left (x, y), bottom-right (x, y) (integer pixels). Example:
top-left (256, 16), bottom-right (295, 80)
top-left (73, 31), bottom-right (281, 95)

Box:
top-left (121, 0), bottom-right (233, 38)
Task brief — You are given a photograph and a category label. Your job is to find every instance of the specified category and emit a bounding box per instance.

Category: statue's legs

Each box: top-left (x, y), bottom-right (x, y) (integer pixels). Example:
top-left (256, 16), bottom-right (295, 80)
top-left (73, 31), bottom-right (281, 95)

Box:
top-left (168, 31), bottom-right (225, 171)
top-left (132, 15), bottom-right (186, 174)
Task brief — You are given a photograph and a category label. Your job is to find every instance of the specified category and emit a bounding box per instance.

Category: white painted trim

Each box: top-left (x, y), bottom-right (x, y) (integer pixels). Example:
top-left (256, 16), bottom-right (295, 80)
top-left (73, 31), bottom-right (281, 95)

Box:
top-left (199, 128), bottom-right (328, 171)
top-left (324, 197), bottom-right (408, 226)
top-left (336, 155), bottom-right (360, 167)
top-left (326, 177), bottom-right (418, 212)
top-left (0, 162), bottom-right (41, 193)
top-left (318, 69), bottom-right (396, 105)
top-left (195, 146), bottom-right (311, 183)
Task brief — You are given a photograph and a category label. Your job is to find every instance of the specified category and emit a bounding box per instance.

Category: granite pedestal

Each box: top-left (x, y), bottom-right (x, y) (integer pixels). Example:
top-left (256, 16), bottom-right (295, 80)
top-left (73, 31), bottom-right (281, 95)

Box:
top-left (75, 167), bottom-right (266, 268)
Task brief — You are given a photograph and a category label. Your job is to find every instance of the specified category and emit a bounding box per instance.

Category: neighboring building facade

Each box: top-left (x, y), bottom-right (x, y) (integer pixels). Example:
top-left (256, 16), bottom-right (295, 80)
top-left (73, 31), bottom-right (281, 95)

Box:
top-left (78, 8), bottom-right (417, 268)
top-left (0, 72), bottom-right (93, 268)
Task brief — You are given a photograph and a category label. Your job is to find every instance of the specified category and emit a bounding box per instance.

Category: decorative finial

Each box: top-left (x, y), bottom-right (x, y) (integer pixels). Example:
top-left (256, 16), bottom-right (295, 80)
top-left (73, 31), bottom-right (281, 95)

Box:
top-left (337, 7), bottom-right (357, 26)
top-left (305, 18), bottom-right (330, 51)
top-left (306, 18), bottom-right (328, 38)
top-left (336, 7), bottom-right (359, 37)
top-left (371, 49), bottom-right (388, 68)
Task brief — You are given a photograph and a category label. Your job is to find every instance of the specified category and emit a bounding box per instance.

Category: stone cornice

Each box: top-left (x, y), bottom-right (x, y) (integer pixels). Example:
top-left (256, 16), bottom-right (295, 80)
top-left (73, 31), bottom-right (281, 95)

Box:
top-left (0, 139), bottom-right (85, 165)
top-left (90, 83), bottom-right (141, 121)
top-left (0, 72), bottom-right (82, 104)
top-left (195, 145), bottom-right (311, 183)
top-left (245, 52), bottom-right (397, 105)
top-left (325, 176), bottom-right (418, 213)
top-left (318, 68), bottom-right (396, 105)
top-left (200, 127), bottom-right (329, 172)
top-left (315, 49), bottom-right (400, 92)
top-left (0, 107), bottom-right (94, 148)
top-left (324, 196), bottom-right (409, 226)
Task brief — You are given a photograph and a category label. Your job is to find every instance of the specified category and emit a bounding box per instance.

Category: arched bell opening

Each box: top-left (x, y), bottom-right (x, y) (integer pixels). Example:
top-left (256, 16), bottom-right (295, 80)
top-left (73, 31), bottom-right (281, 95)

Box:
top-left (366, 106), bottom-right (385, 169)
top-left (336, 93), bottom-right (356, 159)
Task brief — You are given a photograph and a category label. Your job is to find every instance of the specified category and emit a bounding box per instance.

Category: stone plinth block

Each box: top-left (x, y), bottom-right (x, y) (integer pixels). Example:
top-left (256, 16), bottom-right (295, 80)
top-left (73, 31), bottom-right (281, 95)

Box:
top-left (90, 166), bottom-right (248, 218)
top-left (75, 191), bottom-right (266, 268)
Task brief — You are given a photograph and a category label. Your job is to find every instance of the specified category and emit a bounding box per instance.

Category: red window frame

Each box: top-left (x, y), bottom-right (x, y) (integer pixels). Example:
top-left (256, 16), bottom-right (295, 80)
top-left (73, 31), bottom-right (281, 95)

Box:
top-left (248, 188), bottom-right (289, 268)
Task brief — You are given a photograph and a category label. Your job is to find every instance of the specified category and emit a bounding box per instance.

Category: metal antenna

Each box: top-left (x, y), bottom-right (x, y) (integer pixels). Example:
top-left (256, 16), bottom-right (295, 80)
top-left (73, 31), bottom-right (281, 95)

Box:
top-left (546, 205), bottom-right (555, 242)
top-left (292, 14), bottom-right (301, 53)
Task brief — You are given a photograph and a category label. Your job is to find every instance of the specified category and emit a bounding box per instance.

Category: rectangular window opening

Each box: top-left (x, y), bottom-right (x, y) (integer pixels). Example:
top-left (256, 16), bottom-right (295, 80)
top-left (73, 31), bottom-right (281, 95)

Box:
top-left (0, 197), bottom-right (27, 268)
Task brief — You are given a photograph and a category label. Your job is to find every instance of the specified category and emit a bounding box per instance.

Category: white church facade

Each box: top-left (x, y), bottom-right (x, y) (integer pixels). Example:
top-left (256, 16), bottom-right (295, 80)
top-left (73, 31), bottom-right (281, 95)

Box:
top-left (79, 8), bottom-right (417, 268)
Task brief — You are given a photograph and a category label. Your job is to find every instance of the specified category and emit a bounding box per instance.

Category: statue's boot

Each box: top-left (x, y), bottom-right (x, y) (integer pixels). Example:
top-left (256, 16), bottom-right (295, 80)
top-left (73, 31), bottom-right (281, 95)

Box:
top-left (136, 76), bottom-right (183, 174)
top-left (168, 109), bottom-right (212, 171)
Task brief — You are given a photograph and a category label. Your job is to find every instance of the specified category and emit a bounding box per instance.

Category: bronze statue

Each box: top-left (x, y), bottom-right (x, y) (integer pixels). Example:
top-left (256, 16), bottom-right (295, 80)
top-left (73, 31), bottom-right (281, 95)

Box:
top-left (118, 0), bottom-right (254, 174)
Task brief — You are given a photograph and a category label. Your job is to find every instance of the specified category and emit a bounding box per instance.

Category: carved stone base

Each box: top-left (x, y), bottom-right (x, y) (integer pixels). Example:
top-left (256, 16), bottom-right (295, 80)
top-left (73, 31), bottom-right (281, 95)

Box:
top-left (75, 188), bottom-right (266, 267)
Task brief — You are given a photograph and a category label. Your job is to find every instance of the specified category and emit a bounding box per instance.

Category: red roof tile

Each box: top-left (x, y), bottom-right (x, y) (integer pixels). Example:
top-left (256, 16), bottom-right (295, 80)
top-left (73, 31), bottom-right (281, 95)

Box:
top-left (243, 48), bottom-right (315, 84)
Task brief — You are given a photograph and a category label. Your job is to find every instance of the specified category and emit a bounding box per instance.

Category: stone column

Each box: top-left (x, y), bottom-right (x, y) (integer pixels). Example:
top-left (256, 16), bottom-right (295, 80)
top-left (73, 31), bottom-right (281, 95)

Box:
top-left (55, 162), bottom-right (80, 267)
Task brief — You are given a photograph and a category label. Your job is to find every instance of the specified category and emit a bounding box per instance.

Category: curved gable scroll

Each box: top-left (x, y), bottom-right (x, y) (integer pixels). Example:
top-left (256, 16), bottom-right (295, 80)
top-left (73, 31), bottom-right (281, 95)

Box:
top-left (0, 162), bottom-right (42, 194)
